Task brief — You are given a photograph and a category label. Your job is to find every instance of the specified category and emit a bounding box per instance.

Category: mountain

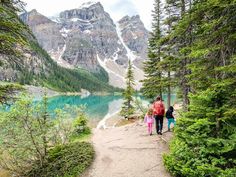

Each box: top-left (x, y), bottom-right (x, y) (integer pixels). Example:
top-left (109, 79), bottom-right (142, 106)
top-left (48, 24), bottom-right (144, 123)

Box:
top-left (20, 2), bottom-right (149, 89)
top-left (118, 15), bottom-right (149, 68)
top-left (0, 2), bottom-right (116, 93)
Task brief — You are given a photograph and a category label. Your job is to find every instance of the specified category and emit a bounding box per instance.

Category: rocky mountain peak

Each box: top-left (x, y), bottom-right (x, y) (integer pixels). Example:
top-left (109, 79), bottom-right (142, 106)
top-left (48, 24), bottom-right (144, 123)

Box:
top-left (118, 15), bottom-right (145, 30)
top-left (28, 9), bottom-right (38, 15)
top-left (79, 1), bottom-right (102, 9)
top-left (20, 2), bottom-right (149, 89)
top-left (21, 9), bottom-right (54, 26)
top-left (118, 15), bottom-right (149, 68)
top-left (119, 15), bottom-right (140, 23)
top-left (59, 1), bottom-right (110, 23)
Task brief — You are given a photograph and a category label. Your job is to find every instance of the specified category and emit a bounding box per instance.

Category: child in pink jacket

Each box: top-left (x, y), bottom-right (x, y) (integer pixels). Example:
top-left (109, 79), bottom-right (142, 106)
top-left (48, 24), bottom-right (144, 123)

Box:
top-left (144, 108), bottom-right (154, 136)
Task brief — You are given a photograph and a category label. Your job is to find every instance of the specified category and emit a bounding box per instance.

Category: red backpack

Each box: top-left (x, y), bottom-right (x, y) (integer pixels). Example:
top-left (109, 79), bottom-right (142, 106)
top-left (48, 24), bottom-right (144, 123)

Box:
top-left (153, 101), bottom-right (165, 116)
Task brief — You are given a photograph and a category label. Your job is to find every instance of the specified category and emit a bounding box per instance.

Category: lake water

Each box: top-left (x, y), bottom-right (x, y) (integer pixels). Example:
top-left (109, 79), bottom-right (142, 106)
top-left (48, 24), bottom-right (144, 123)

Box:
top-left (45, 94), bottom-right (177, 126)
top-left (0, 94), bottom-right (177, 126)
top-left (47, 95), bottom-right (123, 126)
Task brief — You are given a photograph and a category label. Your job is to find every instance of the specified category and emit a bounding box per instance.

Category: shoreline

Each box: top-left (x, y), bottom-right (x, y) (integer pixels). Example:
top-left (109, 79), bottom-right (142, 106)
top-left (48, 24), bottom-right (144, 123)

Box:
top-left (96, 110), bottom-right (121, 129)
top-left (95, 102), bottom-right (182, 130)
top-left (24, 85), bottom-right (120, 99)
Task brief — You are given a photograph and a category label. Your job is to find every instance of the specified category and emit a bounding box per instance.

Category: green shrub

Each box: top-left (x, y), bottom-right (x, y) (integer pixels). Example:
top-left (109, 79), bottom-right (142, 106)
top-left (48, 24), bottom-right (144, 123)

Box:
top-left (73, 113), bottom-right (88, 133)
top-left (26, 142), bottom-right (95, 177)
top-left (69, 113), bottom-right (91, 142)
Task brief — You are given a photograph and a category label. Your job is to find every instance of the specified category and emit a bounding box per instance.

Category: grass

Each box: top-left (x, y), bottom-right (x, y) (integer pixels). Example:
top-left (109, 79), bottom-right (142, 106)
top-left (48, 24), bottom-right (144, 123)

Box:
top-left (70, 129), bottom-right (92, 143)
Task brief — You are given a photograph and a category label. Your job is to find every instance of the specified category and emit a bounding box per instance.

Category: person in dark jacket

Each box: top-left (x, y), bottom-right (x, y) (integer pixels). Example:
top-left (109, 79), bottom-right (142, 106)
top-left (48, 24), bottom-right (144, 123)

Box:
top-left (166, 106), bottom-right (176, 131)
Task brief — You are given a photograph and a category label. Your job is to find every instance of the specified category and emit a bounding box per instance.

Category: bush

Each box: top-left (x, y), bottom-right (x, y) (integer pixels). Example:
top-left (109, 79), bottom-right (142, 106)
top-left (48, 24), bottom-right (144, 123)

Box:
top-left (69, 113), bottom-right (91, 142)
top-left (26, 142), bottom-right (95, 177)
top-left (0, 96), bottom-right (93, 176)
top-left (73, 111), bottom-right (89, 134)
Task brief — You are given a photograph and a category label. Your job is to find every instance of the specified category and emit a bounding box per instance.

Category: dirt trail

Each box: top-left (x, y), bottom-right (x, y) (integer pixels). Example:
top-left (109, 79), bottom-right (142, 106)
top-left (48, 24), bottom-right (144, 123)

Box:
top-left (82, 120), bottom-right (173, 177)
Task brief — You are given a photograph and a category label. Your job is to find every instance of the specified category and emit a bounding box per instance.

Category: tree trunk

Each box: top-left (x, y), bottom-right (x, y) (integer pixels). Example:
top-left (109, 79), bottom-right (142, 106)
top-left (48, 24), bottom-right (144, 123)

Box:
top-left (167, 71), bottom-right (171, 108)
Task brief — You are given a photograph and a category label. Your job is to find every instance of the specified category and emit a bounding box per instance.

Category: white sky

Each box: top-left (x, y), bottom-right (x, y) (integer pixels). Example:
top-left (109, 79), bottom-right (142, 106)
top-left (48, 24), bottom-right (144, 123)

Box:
top-left (22, 0), bottom-right (154, 30)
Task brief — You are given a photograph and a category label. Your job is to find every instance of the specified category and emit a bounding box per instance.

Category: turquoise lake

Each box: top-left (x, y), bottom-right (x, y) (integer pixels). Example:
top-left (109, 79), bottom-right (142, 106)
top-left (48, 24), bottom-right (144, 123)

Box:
top-left (0, 94), bottom-right (177, 126)
top-left (45, 94), bottom-right (177, 126)
top-left (46, 95), bottom-right (123, 126)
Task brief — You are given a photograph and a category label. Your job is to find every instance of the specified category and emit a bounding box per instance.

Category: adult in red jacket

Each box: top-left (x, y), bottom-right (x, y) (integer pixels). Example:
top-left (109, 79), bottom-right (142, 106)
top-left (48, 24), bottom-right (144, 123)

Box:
top-left (152, 96), bottom-right (165, 135)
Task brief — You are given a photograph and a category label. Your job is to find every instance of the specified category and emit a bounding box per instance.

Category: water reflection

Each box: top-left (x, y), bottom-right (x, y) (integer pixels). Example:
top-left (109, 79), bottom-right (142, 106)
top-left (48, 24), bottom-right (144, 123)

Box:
top-left (47, 95), bottom-right (122, 121)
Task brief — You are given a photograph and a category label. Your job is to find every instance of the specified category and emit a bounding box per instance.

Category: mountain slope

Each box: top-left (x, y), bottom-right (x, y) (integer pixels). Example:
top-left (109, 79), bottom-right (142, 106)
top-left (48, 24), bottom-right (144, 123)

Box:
top-left (0, 2), bottom-right (116, 92)
top-left (20, 2), bottom-right (149, 89)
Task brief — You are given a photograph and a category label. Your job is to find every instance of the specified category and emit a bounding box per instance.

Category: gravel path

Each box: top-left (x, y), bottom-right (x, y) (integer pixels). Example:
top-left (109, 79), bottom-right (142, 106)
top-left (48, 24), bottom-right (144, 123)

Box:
top-left (82, 121), bottom-right (173, 177)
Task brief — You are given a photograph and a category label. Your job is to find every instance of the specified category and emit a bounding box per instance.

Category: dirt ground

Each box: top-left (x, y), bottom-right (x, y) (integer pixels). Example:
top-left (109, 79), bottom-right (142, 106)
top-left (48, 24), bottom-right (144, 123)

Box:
top-left (82, 120), bottom-right (173, 177)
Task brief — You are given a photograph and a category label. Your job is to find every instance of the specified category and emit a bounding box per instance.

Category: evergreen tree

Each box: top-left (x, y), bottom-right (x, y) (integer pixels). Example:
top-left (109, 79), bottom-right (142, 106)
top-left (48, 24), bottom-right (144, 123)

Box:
top-left (158, 0), bottom-right (193, 109)
top-left (164, 0), bottom-right (236, 176)
top-left (142, 0), bottom-right (183, 106)
top-left (120, 60), bottom-right (135, 117)
top-left (157, 0), bottom-right (182, 107)
top-left (0, 0), bottom-right (28, 57)
top-left (142, 0), bottom-right (163, 99)
top-left (0, 84), bottom-right (23, 105)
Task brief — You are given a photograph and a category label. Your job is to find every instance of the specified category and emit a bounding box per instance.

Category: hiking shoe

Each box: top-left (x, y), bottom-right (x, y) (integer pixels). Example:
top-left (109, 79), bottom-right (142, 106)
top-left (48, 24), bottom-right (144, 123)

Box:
top-left (159, 132), bottom-right (162, 135)
top-left (168, 128), bottom-right (170, 132)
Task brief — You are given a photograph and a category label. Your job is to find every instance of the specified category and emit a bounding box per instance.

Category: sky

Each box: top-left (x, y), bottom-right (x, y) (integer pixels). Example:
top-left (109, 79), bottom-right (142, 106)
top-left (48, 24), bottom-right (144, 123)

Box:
top-left (22, 0), bottom-right (154, 30)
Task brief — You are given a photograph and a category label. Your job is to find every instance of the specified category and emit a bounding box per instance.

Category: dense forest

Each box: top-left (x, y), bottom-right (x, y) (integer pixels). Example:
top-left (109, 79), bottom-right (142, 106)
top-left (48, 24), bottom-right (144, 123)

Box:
top-left (0, 0), bottom-right (117, 93)
top-left (142, 0), bottom-right (236, 176)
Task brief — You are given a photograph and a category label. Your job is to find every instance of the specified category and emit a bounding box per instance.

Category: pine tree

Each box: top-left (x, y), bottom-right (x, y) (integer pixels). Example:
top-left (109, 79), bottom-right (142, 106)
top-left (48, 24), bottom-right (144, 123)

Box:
top-left (0, 84), bottom-right (23, 105)
top-left (0, 0), bottom-right (27, 57)
top-left (157, 0), bottom-right (183, 107)
top-left (164, 0), bottom-right (236, 176)
top-left (120, 60), bottom-right (135, 117)
top-left (160, 0), bottom-right (193, 110)
top-left (142, 0), bottom-right (163, 99)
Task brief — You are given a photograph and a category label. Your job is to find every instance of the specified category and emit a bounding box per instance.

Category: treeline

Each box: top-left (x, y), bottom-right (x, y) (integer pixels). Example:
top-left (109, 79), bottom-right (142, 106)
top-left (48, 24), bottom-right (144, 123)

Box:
top-left (0, 0), bottom-right (118, 93)
top-left (29, 41), bottom-right (118, 92)
top-left (142, 0), bottom-right (236, 176)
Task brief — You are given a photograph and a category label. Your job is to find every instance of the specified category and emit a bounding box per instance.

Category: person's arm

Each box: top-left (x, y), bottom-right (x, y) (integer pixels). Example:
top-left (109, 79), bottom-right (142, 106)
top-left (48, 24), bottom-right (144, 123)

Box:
top-left (165, 110), bottom-right (168, 118)
top-left (152, 102), bottom-right (155, 115)
top-left (162, 102), bottom-right (165, 115)
top-left (172, 111), bottom-right (175, 119)
top-left (171, 112), bottom-right (174, 118)
top-left (144, 114), bottom-right (147, 123)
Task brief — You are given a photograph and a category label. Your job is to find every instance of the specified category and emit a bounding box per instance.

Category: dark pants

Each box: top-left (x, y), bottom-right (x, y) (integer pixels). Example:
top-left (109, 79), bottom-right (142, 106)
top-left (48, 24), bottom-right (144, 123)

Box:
top-left (154, 115), bottom-right (163, 133)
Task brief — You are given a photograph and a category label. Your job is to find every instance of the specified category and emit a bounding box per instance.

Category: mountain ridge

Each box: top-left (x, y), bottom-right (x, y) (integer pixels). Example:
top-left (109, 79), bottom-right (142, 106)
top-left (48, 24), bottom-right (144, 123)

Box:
top-left (0, 2), bottom-right (117, 92)
top-left (20, 2), bottom-right (149, 89)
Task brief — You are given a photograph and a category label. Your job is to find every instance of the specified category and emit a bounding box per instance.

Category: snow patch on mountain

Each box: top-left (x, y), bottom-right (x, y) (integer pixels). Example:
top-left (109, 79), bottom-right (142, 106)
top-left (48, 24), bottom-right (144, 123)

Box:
top-left (116, 23), bottom-right (136, 62)
top-left (60, 27), bottom-right (71, 38)
top-left (97, 54), bottom-right (126, 88)
top-left (49, 44), bottom-right (73, 69)
top-left (70, 18), bottom-right (79, 22)
top-left (115, 22), bottom-right (144, 90)
top-left (80, 1), bottom-right (99, 9)
top-left (49, 13), bottom-right (62, 23)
